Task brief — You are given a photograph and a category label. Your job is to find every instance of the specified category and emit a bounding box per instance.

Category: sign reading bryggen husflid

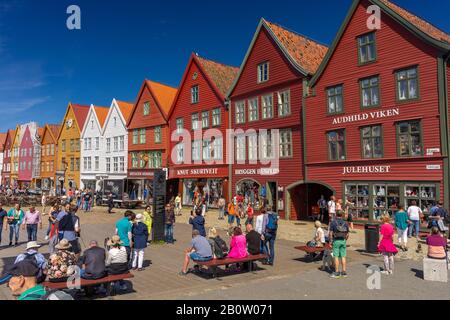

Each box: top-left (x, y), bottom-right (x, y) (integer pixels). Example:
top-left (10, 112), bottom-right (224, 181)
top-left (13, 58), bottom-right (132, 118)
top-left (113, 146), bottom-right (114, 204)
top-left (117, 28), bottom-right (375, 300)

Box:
top-left (304, 0), bottom-right (450, 221)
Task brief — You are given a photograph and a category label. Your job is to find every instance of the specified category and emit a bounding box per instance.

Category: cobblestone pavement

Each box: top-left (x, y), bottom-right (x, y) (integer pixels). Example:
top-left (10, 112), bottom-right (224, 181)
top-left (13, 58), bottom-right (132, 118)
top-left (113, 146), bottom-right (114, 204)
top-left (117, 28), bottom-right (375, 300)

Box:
top-left (0, 206), bottom-right (446, 300)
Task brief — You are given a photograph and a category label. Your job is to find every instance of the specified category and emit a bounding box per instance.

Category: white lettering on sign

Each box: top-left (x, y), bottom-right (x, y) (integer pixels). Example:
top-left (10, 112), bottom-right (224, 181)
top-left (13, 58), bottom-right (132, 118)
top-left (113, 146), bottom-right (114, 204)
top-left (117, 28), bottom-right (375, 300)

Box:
top-left (259, 168), bottom-right (280, 176)
top-left (177, 168), bottom-right (219, 176)
top-left (426, 148), bottom-right (440, 156)
top-left (333, 108), bottom-right (400, 125)
top-left (235, 168), bottom-right (280, 176)
top-left (343, 166), bottom-right (391, 175)
top-left (129, 171), bottom-right (155, 177)
top-left (426, 165), bottom-right (441, 170)
top-left (235, 169), bottom-right (257, 176)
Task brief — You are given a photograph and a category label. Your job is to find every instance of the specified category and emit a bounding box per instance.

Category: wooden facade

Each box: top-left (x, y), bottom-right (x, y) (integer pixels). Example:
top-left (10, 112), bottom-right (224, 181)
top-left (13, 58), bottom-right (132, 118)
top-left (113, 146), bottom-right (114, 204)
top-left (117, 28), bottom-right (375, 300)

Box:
top-left (40, 124), bottom-right (61, 192)
top-left (304, 0), bottom-right (450, 220)
top-left (167, 53), bottom-right (239, 207)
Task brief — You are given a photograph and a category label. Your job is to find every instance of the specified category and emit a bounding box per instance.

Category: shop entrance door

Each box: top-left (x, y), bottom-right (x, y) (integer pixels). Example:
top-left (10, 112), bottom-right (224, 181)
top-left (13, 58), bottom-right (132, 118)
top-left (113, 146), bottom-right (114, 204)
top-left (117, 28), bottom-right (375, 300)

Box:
top-left (267, 181), bottom-right (278, 211)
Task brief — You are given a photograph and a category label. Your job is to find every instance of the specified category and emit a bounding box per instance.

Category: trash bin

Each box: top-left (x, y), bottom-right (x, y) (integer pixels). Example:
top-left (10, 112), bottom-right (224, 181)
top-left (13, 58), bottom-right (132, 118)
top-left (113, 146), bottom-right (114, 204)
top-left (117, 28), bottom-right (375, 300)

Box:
top-left (365, 223), bottom-right (380, 253)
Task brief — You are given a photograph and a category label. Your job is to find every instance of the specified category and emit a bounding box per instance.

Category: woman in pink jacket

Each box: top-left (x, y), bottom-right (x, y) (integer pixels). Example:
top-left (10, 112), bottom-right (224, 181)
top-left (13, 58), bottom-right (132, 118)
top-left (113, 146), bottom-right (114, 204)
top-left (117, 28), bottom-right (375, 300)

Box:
top-left (228, 227), bottom-right (249, 259)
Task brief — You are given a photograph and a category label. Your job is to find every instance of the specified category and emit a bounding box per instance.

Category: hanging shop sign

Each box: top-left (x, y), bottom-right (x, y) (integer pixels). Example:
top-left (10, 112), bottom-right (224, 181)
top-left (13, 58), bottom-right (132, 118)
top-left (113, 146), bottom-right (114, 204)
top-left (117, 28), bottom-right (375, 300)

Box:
top-left (332, 108), bottom-right (400, 125)
top-left (342, 165), bottom-right (391, 175)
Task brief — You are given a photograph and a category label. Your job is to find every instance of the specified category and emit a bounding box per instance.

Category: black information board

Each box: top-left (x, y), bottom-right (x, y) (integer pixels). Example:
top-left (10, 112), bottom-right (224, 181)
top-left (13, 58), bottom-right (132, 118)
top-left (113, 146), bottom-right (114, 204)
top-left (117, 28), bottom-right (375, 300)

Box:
top-left (152, 170), bottom-right (167, 242)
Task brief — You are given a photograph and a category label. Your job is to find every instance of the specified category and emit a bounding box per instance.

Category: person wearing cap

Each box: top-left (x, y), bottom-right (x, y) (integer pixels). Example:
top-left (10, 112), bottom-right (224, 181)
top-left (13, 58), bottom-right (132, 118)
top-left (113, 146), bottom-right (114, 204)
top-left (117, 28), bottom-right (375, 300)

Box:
top-left (23, 206), bottom-right (42, 242)
top-left (131, 214), bottom-right (148, 271)
top-left (6, 203), bottom-right (25, 246)
top-left (47, 239), bottom-right (77, 283)
top-left (1, 260), bottom-right (46, 300)
top-left (14, 241), bottom-right (47, 283)
top-left (180, 230), bottom-right (213, 276)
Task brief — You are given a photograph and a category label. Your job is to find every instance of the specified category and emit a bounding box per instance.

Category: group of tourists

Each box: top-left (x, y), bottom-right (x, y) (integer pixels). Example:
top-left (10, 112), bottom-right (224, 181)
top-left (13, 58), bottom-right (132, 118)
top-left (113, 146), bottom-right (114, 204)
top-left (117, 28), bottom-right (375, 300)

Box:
top-left (181, 203), bottom-right (279, 275)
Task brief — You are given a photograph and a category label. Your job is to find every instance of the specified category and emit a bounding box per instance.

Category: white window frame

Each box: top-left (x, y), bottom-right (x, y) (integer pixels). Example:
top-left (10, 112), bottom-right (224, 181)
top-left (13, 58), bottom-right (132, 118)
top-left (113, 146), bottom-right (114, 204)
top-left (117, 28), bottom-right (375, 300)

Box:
top-left (258, 62), bottom-right (269, 83)
top-left (248, 98), bottom-right (259, 122)
top-left (235, 101), bottom-right (245, 124)
top-left (278, 90), bottom-right (291, 117)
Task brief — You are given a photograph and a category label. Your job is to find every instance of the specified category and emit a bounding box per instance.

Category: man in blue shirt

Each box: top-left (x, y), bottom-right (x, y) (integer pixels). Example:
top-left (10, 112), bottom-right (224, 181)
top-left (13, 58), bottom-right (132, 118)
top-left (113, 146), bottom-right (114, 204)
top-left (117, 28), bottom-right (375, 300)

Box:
top-left (56, 203), bottom-right (81, 257)
top-left (115, 211), bottom-right (135, 265)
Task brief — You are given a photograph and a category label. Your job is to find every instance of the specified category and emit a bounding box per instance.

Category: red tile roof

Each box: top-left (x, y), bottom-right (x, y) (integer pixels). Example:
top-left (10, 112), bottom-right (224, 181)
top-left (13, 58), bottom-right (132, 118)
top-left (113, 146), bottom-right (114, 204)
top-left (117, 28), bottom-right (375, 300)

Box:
top-left (116, 100), bottom-right (134, 123)
top-left (146, 80), bottom-right (178, 116)
top-left (264, 19), bottom-right (329, 75)
top-left (71, 104), bottom-right (90, 131)
top-left (93, 106), bottom-right (110, 128)
top-left (47, 125), bottom-right (62, 141)
top-left (0, 133), bottom-right (7, 152)
top-left (196, 56), bottom-right (240, 97)
top-left (379, 0), bottom-right (450, 44)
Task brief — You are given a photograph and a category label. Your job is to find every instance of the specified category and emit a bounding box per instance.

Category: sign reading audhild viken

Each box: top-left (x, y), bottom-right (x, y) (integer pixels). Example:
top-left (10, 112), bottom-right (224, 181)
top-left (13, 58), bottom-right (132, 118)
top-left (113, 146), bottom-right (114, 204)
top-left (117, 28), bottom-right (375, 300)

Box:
top-left (332, 108), bottom-right (400, 125)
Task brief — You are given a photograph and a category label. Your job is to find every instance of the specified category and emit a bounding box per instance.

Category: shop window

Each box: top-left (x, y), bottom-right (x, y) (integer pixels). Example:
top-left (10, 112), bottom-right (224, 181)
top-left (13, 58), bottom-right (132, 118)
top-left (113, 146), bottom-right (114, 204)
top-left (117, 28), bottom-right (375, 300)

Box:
top-left (235, 101), bottom-right (245, 124)
top-left (397, 120), bottom-right (422, 157)
top-left (373, 184), bottom-right (400, 218)
top-left (360, 76), bottom-right (380, 108)
top-left (191, 113), bottom-right (199, 131)
top-left (358, 32), bottom-right (376, 64)
top-left (405, 184), bottom-right (437, 213)
top-left (327, 85), bottom-right (343, 114)
top-left (212, 108), bottom-right (221, 127)
top-left (236, 180), bottom-right (262, 208)
top-left (396, 67), bottom-right (419, 101)
top-left (328, 130), bottom-right (346, 161)
top-left (262, 94), bottom-right (273, 119)
top-left (248, 98), bottom-right (259, 122)
top-left (345, 183), bottom-right (369, 219)
top-left (361, 125), bottom-right (383, 159)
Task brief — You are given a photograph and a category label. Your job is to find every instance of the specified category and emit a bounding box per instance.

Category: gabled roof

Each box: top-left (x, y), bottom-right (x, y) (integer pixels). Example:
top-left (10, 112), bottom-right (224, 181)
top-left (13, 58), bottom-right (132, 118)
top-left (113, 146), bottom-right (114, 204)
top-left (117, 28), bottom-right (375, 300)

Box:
top-left (42, 124), bottom-right (62, 143)
top-left (0, 133), bottom-right (7, 152)
top-left (93, 106), bottom-right (110, 128)
top-left (227, 18), bottom-right (328, 97)
top-left (196, 55), bottom-right (239, 97)
top-left (128, 80), bottom-right (178, 126)
top-left (310, 0), bottom-right (450, 87)
top-left (116, 100), bottom-right (134, 123)
top-left (378, 0), bottom-right (450, 44)
top-left (145, 80), bottom-right (178, 116)
top-left (71, 104), bottom-right (91, 131)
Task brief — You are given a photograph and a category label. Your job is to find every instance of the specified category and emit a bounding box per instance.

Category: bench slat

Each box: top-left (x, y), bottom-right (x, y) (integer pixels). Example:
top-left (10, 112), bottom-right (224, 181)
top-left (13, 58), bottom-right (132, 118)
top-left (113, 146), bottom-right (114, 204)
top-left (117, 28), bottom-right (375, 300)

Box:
top-left (42, 273), bottom-right (134, 290)
top-left (196, 254), bottom-right (268, 267)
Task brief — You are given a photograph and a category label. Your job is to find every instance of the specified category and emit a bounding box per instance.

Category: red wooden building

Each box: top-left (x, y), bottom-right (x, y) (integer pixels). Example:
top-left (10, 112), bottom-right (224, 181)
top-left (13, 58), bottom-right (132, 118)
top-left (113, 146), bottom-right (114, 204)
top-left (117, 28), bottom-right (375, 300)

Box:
top-left (127, 80), bottom-right (177, 201)
top-left (167, 53), bottom-right (239, 207)
top-left (304, 0), bottom-right (450, 220)
top-left (18, 125), bottom-right (35, 188)
top-left (228, 19), bottom-right (328, 220)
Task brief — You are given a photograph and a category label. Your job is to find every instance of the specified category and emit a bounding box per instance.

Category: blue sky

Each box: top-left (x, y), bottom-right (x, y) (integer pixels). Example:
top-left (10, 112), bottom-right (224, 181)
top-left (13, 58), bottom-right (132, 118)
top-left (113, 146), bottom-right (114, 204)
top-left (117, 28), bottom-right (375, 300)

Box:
top-left (0, 0), bottom-right (449, 132)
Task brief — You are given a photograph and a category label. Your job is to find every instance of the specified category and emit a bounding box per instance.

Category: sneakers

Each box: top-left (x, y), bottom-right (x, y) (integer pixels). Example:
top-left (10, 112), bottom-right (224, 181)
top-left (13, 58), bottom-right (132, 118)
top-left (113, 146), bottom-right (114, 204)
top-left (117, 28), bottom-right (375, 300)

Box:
top-left (341, 272), bottom-right (348, 278)
top-left (44, 235), bottom-right (49, 241)
top-left (330, 272), bottom-right (341, 279)
top-left (381, 270), bottom-right (390, 275)
top-left (179, 271), bottom-right (188, 276)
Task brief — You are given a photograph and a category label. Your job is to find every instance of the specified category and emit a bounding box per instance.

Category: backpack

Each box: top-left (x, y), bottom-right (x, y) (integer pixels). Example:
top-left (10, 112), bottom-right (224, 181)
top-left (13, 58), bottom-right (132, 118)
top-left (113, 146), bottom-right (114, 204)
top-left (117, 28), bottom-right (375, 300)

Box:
top-left (334, 220), bottom-right (348, 239)
top-left (213, 237), bottom-right (228, 259)
top-left (266, 213), bottom-right (279, 232)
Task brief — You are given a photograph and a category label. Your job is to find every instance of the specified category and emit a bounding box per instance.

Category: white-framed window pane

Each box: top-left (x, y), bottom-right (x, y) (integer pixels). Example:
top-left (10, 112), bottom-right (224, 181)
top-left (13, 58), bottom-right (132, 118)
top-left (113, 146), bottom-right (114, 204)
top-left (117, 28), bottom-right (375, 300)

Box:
top-left (192, 141), bottom-right (201, 161)
top-left (143, 102), bottom-right (150, 116)
top-left (202, 139), bottom-right (211, 160)
top-left (248, 134), bottom-right (258, 161)
top-left (213, 137), bottom-right (223, 160)
top-left (154, 126), bottom-right (161, 144)
top-left (235, 102), bottom-right (245, 124)
top-left (236, 136), bottom-right (246, 161)
top-left (176, 118), bottom-right (184, 134)
top-left (280, 129), bottom-right (292, 158)
top-left (248, 98), bottom-right (259, 121)
top-left (262, 95), bottom-right (273, 119)
top-left (191, 113), bottom-right (199, 130)
top-left (212, 108), bottom-right (221, 126)
top-left (191, 86), bottom-right (199, 104)
top-left (202, 111), bottom-right (209, 129)
top-left (278, 90), bottom-right (291, 116)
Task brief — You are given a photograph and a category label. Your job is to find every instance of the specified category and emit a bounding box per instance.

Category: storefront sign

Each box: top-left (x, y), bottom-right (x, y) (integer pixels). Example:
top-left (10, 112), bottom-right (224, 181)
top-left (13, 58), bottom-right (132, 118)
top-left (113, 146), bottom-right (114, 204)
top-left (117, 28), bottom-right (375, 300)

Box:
top-left (235, 168), bottom-right (280, 176)
top-left (426, 148), bottom-right (440, 156)
top-left (342, 166), bottom-right (391, 175)
top-left (128, 171), bottom-right (155, 178)
top-left (426, 165), bottom-right (441, 170)
top-left (332, 108), bottom-right (399, 125)
top-left (177, 168), bottom-right (219, 176)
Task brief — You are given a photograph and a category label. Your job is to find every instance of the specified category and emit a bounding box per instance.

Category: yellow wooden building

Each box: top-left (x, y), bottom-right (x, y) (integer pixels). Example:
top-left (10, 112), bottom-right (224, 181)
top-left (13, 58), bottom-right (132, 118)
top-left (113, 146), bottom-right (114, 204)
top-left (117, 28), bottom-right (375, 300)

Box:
top-left (56, 103), bottom-right (90, 193)
top-left (10, 126), bottom-right (20, 187)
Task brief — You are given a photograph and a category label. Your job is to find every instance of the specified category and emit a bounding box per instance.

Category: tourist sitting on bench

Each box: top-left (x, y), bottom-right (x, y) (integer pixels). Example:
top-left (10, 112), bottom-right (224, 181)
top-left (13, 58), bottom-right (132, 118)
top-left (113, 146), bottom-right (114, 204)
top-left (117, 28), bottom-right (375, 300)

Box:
top-left (106, 236), bottom-right (130, 291)
top-left (47, 239), bottom-right (78, 283)
top-left (180, 230), bottom-right (213, 276)
top-left (226, 227), bottom-right (249, 271)
top-left (79, 240), bottom-right (107, 280)
top-left (426, 227), bottom-right (448, 262)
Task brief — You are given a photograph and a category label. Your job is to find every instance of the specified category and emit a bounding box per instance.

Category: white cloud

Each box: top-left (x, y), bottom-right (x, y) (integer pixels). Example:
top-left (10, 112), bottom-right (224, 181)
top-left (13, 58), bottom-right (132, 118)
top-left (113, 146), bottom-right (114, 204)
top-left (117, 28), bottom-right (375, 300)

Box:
top-left (0, 96), bottom-right (50, 114)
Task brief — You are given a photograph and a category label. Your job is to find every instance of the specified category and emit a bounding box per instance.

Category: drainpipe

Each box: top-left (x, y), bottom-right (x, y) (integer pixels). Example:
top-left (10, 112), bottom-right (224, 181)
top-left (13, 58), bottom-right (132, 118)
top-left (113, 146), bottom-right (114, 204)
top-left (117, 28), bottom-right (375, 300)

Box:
top-left (441, 53), bottom-right (450, 209)
top-left (225, 98), bottom-right (232, 203)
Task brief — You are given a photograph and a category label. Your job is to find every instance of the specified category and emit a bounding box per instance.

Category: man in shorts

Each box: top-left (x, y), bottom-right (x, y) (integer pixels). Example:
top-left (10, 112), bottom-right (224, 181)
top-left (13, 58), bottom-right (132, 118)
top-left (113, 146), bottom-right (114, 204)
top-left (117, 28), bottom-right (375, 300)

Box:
top-left (329, 211), bottom-right (349, 279)
top-left (180, 230), bottom-right (213, 276)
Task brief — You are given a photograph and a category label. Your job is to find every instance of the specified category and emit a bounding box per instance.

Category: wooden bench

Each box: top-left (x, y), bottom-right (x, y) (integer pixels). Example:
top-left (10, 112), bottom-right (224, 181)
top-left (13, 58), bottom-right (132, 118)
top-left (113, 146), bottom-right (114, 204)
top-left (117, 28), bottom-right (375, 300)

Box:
top-left (195, 254), bottom-right (268, 278)
top-left (42, 273), bottom-right (134, 296)
top-left (295, 244), bottom-right (332, 262)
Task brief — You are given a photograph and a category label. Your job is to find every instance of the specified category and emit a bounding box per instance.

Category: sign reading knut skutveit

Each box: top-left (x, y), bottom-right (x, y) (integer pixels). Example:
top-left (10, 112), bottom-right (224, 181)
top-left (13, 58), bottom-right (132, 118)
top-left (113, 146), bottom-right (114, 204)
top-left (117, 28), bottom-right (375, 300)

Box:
top-left (332, 108), bottom-right (400, 125)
